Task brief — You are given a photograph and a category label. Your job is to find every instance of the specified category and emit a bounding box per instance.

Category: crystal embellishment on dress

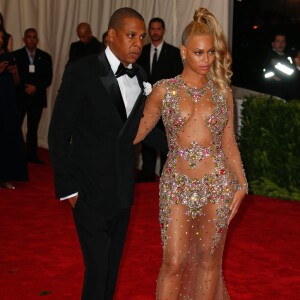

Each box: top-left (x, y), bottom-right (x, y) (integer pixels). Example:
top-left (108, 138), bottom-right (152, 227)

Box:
top-left (177, 75), bottom-right (213, 103)
top-left (178, 141), bottom-right (208, 169)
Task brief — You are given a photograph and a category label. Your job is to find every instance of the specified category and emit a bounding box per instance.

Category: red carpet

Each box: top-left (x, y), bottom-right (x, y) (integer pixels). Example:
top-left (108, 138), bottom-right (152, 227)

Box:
top-left (0, 149), bottom-right (300, 300)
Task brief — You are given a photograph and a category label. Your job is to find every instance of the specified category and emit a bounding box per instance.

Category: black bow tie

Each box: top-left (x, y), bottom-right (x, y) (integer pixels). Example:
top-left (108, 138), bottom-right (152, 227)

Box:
top-left (115, 63), bottom-right (138, 78)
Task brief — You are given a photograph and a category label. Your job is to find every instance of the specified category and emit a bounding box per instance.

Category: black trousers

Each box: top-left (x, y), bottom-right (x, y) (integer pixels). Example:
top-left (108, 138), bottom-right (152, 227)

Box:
top-left (73, 198), bottom-right (130, 300)
top-left (139, 118), bottom-right (166, 181)
top-left (19, 97), bottom-right (43, 160)
top-left (139, 143), bottom-right (166, 181)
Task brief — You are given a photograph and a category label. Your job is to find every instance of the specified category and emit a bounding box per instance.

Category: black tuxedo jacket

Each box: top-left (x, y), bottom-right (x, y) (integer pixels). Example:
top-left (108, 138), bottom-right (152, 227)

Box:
top-left (13, 47), bottom-right (53, 107)
top-left (48, 51), bottom-right (167, 209)
top-left (137, 42), bottom-right (183, 84)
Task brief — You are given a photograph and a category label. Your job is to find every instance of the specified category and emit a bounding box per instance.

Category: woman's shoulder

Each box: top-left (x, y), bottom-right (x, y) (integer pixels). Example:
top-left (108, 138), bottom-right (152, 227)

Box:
top-left (211, 80), bottom-right (232, 96)
top-left (154, 76), bottom-right (181, 88)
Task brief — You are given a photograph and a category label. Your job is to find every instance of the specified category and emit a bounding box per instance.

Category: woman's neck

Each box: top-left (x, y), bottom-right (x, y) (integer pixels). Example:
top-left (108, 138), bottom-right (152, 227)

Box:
top-left (180, 71), bottom-right (208, 87)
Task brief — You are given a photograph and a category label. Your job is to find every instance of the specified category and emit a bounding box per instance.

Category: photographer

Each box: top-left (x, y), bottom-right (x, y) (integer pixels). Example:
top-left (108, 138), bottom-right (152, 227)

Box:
top-left (0, 12), bottom-right (13, 52)
top-left (262, 33), bottom-right (296, 100)
top-left (0, 29), bottom-right (28, 189)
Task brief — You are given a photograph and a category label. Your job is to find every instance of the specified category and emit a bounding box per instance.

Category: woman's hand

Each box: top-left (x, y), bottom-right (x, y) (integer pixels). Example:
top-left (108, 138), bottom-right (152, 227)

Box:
top-left (7, 64), bottom-right (17, 74)
top-left (0, 61), bottom-right (8, 73)
top-left (228, 189), bottom-right (246, 224)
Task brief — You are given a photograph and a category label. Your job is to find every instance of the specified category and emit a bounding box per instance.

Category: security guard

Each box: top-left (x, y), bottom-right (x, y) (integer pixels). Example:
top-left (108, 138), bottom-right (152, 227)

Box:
top-left (262, 33), bottom-right (295, 100)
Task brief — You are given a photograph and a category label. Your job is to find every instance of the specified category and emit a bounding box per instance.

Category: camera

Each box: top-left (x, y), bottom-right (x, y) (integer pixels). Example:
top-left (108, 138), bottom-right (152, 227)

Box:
top-left (0, 52), bottom-right (16, 66)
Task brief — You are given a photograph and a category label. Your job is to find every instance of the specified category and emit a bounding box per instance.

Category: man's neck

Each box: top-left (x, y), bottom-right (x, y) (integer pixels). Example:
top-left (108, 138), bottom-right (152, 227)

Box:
top-left (151, 40), bottom-right (163, 48)
top-left (273, 48), bottom-right (285, 56)
top-left (26, 47), bottom-right (36, 54)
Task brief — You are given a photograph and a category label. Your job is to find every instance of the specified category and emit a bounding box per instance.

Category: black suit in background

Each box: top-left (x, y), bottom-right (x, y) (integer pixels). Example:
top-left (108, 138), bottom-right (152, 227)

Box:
top-left (48, 50), bottom-right (167, 299)
top-left (262, 50), bottom-right (295, 100)
top-left (290, 68), bottom-right (300, 100)
top-left (13, 47), bottom-right (53, 161)
top-left (138, 42), bottom-right (183, 86)
top-left (137, 42), bottom-right (183, 181)
top-left (67, 36), bottom-right (105, 64)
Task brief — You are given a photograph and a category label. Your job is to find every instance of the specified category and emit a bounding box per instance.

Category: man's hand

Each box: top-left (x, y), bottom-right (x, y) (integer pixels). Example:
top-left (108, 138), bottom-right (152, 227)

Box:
top-left (68, 195), bottom-right (78, 208)
top-left (24, 84), bottom-right (37, 95)
top-left (7, 64), bottom-right (18, 75)
top-left (0, 61), bottom-right (8, 73)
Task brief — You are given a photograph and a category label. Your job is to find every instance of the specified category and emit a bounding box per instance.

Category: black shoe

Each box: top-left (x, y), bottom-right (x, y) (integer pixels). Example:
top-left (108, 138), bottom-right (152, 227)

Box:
top-left (136, 175), bottom-right (156, 183)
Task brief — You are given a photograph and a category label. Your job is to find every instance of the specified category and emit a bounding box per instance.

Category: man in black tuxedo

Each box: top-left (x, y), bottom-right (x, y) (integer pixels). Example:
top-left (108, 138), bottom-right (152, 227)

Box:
top-left (67, 22), bottom-right (105, 65)
top-left (13, 28), bottom-right (53, 164)
top-left (48, 7), bottom-right (166, 300)
top-left (137, 17), bottom-right (183, 182)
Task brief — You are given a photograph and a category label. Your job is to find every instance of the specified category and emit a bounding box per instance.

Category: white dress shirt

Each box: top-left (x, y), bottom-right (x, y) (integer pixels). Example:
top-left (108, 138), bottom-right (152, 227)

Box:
top-left (106, 46), bottom-right (141, 117)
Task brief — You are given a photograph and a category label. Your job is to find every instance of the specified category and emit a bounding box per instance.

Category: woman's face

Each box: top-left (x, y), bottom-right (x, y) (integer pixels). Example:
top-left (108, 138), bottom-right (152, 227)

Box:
top-left (181, 34), bottom-right (215, 76)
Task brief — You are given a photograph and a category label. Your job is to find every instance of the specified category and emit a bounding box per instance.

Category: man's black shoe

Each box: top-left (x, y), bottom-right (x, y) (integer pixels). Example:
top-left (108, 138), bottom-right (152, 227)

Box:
top-left (136, 175), bottom-right (156, 183)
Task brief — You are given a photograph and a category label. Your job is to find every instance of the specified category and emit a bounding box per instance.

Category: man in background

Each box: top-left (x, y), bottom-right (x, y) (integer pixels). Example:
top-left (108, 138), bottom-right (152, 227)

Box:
top-left (262, 33), bottom-right (295, 100)
top-left (290, 49), bottom-right (300, 100)
top-left (13, 28), bottom-right (53, 164)
top-left (67, 22), bottom-right (105, 64)
top-left (137, 17), bottom-right (183, 182)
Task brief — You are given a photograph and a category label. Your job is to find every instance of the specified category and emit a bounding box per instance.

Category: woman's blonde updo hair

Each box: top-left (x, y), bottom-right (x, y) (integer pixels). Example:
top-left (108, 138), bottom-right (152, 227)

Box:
top-left (182, 8), bottom-right (232, 90)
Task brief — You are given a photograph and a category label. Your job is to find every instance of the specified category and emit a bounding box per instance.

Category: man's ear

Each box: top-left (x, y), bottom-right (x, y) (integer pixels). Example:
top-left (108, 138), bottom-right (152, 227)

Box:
top-left (108, 28), bottom-right (115, 42)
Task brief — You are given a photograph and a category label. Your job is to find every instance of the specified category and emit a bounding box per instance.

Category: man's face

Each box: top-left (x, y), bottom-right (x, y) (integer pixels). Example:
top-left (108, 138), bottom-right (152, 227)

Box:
top-left (108, 17), bottom-right (146, 66)
top-left (148, 21), bottom-right (165, 43)
top-left (77, 28), bottom-right (92, 44)
top-left (272, 35), bottom-right (286, 53)
top-left (23, 30), bottom-right (38, 50)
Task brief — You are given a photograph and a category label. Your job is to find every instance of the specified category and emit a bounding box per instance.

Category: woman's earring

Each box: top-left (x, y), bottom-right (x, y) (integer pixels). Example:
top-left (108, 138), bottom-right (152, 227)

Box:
top-left (182, 56), bottom-right (185, 64)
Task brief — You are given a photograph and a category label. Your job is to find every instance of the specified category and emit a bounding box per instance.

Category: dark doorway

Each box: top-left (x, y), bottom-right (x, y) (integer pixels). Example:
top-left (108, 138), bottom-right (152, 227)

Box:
top-left (231, 0), bottom-right (300, 92)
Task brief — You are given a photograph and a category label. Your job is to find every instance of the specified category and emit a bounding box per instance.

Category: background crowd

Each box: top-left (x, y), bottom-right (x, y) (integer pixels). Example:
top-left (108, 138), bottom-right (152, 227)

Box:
top-left (0, 6), bottom-right (190, 189)
top-left (1, 0), bottom-right (300, 189)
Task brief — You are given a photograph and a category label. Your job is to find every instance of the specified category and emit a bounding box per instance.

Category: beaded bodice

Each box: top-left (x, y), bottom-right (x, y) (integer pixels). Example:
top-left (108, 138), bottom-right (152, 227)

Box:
top-left (157, 76), bottom-right (229, 171)
top-left (134, 74), bottom-right (248, 258)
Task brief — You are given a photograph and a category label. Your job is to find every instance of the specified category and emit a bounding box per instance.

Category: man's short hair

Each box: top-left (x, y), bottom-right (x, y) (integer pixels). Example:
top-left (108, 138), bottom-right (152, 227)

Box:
top-left (24, 28), bottom-right (37, 36)
top-left (272, 32), bottom-right (286, 42)
top-left (149, 17), bottom-right (165, 30)
top-left (108, 7), bottom-right (144, 30)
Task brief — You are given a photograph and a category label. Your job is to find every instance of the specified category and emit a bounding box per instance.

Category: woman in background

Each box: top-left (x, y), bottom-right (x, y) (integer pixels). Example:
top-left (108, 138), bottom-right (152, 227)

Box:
top-left (0, 12), bottom-right (13, 51)
top-left (134, 7), bottom-right (247, 299)
top-left (0, 29), bottom-right (28, 189)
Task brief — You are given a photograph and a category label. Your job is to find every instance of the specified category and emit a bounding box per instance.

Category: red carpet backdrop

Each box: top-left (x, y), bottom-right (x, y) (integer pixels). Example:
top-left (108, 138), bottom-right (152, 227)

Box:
top-left (0, 149), bottom-right (300, 299)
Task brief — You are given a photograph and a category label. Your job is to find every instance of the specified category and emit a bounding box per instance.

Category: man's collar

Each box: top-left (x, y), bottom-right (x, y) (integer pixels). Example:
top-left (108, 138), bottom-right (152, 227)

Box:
top-left (105, 46), bottom-right (133, 74)
top-left (25, 47), bottom-right (36, 55)
top-left (272, 48), bottom-right (285, 56)
top-left (151, 41), bottom-right (164, 52)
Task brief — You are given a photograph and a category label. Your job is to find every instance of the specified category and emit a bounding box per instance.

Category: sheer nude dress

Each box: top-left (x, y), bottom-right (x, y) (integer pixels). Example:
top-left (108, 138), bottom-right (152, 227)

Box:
top-left (135, 76), bottom-right (247, 299)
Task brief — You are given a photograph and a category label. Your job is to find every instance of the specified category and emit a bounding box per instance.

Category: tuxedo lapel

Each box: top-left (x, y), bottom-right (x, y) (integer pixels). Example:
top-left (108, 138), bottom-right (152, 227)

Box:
top-left (118, 67), bottom-right (146, 138)
top-left (126, 65), bottom-right (144, 120)
top-left (21, 47), bottom-right (31, 64)
top-left (145, 45), bottom-right (151, 75)
top-left (135, 67), bottom-right (144, 90)
top-left (98, 53), bottom-right (127, 123)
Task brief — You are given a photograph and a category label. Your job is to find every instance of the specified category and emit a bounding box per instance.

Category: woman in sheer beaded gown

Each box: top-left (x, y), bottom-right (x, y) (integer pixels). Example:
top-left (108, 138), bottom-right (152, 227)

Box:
top-left (134, 7), bottom-right (248, 300)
